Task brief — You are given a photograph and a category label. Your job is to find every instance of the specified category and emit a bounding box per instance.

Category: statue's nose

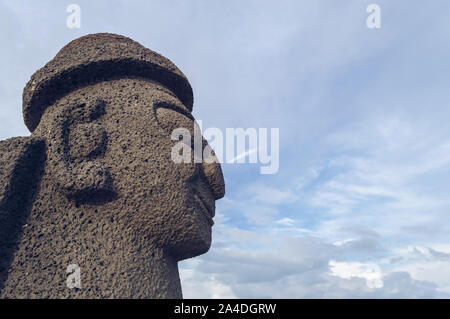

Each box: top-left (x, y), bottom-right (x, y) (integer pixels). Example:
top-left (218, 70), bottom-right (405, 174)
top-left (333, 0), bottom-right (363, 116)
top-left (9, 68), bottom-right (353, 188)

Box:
top-left (201, 147), bottom-right (225, 200)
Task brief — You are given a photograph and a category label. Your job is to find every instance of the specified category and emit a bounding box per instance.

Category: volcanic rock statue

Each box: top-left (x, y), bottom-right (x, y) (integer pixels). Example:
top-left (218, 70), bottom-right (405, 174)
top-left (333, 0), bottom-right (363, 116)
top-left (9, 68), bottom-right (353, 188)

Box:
top-left (0, 33), bottom-right (225, 298)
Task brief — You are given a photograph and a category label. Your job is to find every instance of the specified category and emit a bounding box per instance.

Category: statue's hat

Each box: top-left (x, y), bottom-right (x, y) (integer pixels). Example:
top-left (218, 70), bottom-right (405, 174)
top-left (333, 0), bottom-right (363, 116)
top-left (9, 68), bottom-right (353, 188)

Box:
top-left (22, 33), bottom-right (194, 132)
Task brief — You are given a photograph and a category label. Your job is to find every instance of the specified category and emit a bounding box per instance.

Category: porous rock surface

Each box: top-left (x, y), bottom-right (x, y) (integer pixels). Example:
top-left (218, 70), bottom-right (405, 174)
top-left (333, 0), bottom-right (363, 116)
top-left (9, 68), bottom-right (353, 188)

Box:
top-left (0, 33), bottom-right (225, 298)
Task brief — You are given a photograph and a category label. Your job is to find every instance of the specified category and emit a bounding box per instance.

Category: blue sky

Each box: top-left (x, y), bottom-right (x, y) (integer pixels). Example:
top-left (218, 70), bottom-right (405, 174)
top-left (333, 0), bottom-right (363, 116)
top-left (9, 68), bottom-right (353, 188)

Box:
top-left (1, 0), bottom-right (450, 298)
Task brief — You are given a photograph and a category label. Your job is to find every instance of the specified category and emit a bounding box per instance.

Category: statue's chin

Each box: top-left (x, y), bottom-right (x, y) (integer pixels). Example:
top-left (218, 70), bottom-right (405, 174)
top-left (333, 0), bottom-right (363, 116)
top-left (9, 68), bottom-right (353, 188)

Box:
top-left (172, 238), bottom-right (212, 261)
top-left (169, 218), bottom-right (213, 261)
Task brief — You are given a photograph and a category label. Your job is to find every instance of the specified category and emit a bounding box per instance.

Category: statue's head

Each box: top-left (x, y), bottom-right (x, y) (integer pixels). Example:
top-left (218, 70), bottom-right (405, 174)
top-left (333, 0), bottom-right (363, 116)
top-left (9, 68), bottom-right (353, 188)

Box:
top-left (23, 33), bottom-right (225, 261)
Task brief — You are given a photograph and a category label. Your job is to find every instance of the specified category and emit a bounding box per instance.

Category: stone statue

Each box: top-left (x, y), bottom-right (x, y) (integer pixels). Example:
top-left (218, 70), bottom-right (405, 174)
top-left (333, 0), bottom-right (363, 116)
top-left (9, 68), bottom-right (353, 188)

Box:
top-left (0, 33), bottom-right (225, 298)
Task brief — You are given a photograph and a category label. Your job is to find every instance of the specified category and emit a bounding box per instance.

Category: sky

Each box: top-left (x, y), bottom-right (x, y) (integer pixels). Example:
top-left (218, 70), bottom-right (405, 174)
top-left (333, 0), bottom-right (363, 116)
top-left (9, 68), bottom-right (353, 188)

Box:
top-left (1, 0), bottom-right (450, 298)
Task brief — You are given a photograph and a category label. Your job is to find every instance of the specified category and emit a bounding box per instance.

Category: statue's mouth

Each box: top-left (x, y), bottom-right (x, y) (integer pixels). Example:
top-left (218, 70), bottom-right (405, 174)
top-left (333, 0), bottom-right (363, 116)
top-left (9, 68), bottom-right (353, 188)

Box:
top-left (194, 193), bottom-right (215, 226)
top-left (192, 176), bottom-right (216, 227)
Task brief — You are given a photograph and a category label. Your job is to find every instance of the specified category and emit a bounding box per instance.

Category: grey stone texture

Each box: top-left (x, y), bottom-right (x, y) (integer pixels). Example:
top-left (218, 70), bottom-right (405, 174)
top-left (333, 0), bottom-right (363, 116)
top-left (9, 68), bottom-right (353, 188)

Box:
top-left (0, 33), bottom-right (225, 298)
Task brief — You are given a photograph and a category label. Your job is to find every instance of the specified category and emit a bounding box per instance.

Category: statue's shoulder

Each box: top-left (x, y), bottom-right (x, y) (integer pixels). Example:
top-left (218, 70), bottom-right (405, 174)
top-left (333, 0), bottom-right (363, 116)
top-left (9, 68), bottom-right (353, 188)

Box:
top-left (0, 137), bottom-right (45, 207)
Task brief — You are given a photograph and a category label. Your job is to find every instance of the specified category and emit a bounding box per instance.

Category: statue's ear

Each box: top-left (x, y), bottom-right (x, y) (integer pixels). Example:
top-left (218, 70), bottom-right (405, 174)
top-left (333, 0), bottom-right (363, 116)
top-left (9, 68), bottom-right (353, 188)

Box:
top-left (46, 99), bottom-right (116, 204)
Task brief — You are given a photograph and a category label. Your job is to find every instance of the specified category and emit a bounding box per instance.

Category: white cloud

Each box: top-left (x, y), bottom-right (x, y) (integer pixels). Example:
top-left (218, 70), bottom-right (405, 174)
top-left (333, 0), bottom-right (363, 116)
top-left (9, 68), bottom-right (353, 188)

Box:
top-left (180, 261), bottom-right (237, 299)
top-left (275, 218), bottom-right (296, 226)
top-left (329, 260), bottom-right (383, 289)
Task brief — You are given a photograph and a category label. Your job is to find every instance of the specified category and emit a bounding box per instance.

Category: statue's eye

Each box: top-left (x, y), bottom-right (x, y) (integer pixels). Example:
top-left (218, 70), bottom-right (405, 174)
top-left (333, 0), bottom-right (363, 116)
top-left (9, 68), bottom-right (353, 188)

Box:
top-left (155, 103), bottom-right (195, 138)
